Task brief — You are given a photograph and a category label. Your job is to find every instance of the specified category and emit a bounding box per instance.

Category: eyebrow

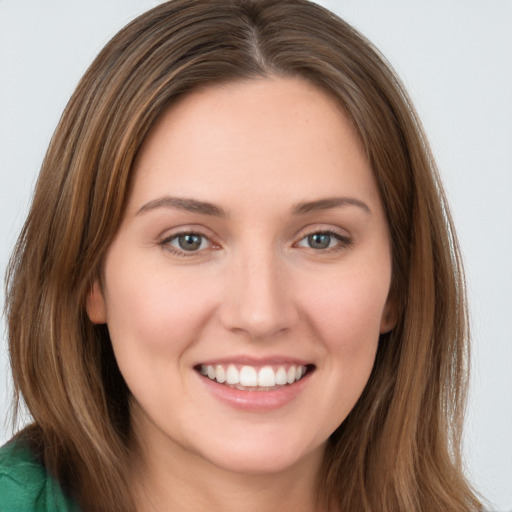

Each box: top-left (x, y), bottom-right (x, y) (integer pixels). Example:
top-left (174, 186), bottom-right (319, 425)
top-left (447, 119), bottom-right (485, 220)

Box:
top-left (290, 197), bottom-right (371, 215)
top-left (136, 195), bottom-right (371, 217)
top-left (137, 197), bottom-right (227, 217)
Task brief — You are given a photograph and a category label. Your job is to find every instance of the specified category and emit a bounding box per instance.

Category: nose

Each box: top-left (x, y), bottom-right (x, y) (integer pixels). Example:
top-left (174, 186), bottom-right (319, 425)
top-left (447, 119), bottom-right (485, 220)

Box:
top-left (218, 247), bottom-right (299, 340)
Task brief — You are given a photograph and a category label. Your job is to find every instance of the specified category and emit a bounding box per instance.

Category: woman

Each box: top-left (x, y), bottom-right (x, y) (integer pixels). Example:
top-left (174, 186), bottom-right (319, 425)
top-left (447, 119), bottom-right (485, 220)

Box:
top-left (1, 0), bottom-right (483, 510)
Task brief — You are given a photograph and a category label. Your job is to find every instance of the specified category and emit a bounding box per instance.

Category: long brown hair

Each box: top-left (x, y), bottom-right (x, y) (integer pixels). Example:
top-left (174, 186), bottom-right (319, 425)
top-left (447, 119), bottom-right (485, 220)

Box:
top-left (5, 1), bottom-right (482, 510)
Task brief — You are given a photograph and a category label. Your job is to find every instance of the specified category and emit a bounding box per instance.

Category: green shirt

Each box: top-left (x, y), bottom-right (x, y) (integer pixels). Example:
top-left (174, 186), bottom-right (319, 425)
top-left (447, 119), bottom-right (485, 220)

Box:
top-left (0, 439), bottom-right (80, 512)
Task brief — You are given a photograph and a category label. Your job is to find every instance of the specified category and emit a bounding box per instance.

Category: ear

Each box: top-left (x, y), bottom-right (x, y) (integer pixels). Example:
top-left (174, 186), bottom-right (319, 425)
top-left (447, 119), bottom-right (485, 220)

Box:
top-left (86, 280), bottom-right (107, 324)
top-left (380, 293), bottom-right (398, 334)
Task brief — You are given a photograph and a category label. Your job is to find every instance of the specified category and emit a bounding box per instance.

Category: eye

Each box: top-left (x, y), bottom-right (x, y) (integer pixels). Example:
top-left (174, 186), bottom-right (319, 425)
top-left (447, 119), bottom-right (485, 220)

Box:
top-left (163, 232), bottom-right (211, 254)
top-left (296, 230), bottom-right (351, 251)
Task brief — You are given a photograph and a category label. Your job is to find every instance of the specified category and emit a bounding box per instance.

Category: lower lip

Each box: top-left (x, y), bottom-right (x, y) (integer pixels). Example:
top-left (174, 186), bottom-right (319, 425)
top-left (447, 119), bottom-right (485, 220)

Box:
top-left (197, 372), bottom-right (312, 411)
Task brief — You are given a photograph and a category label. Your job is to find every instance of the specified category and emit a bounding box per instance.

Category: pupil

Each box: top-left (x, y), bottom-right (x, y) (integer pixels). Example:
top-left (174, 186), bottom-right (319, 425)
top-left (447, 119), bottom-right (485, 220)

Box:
top-left (309, 233), bottom-right (331, 249)
top-left (178, 234), bottom-right (202, 251)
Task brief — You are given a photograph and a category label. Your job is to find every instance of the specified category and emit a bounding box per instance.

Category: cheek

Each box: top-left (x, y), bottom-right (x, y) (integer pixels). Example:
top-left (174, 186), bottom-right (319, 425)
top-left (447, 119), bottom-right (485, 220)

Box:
top-left (300, 265), bottom-right (391, 349)
top-left (102, 262), bottom-right (215, 369)
top-left (101, 265), bottom-right (219, 422)
top-left (297, 267), bottom-right (389, 426)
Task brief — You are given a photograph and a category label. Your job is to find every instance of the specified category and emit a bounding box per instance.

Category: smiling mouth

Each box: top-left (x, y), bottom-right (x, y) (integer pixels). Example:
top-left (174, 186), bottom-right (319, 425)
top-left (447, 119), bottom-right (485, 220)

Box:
top-left (196, 363), bottom-right (314, 391)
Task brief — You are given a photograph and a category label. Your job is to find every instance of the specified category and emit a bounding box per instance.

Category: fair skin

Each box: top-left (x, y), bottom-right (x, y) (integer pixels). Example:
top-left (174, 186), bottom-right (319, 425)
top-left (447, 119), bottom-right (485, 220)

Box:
top-left (87, 76), bottom-right (395, 512)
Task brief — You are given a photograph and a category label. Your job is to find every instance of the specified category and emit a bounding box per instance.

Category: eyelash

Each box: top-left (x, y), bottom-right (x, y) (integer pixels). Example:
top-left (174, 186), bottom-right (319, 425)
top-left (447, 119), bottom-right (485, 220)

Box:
top-left (160, 231), bottom-right (216, 258)
top-left (159, 229), bottom-right (352, 257)
top-left (296, 229), bottom-right (353, 253)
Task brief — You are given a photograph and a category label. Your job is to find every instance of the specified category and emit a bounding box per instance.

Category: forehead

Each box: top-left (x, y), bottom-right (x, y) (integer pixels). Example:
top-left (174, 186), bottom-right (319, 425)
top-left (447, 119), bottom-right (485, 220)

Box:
top-left (128, 76), bottom-right (380, 214)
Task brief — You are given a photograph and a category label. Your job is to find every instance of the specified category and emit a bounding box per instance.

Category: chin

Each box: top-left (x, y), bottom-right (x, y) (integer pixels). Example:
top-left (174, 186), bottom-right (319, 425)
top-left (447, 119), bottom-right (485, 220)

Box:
top-left (189, 430), bottom-right (326, 476)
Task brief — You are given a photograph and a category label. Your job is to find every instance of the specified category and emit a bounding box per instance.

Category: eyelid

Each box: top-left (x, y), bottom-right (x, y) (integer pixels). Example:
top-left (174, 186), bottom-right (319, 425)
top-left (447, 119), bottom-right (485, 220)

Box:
top-left (156, 224), bottom-right (352, 257)
top-left (158, 224), bottom-right (217, 242)
top-left (295, 224), bottom-right (351, 241)
top-left (159, 226), bottom-right (221, 256)
top-left (293, 225), bottom-right (353, 251)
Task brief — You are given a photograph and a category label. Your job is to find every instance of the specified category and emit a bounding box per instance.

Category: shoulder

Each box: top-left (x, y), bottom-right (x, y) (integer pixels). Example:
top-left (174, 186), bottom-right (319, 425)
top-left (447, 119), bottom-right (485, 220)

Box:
top-left (0, 438), bottom-right (80, 512)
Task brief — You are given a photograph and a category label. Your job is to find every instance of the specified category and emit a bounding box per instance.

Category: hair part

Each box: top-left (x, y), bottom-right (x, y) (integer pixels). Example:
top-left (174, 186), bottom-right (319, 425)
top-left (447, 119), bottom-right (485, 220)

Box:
top-left (6, 1), bottom-right (482, 510)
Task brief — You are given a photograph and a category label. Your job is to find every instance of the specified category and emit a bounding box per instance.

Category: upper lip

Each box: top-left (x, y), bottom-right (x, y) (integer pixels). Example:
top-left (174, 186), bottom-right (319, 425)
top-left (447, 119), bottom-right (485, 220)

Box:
top-left (195, 355), bottom-right (314, 367)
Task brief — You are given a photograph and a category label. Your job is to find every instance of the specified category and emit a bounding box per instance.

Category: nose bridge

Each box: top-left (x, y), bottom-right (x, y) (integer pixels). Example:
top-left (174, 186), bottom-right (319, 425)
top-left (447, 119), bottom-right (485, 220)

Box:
top-left (220, 240), bottom-right (297, 339)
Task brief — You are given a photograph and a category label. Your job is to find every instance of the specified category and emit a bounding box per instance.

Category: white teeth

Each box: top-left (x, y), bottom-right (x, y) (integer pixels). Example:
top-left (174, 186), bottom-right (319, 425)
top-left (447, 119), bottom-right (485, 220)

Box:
top-left (239, 366), bottom-right (258, 387)
top-left (215, 365), bottom-right (226, 383)
top-left (226, 365), bottom-right (239, 385)
top-left (199, 363), bottom-right (309, 389)
top-left (258, 366), bottom-right (276, 387)
top-left (275, 367), bottom-right (288, 385)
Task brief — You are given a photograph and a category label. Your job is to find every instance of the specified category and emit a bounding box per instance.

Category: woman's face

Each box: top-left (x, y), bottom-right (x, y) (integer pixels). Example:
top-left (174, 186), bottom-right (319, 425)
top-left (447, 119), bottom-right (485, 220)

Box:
top-left (87, 76), bottom-right (395, 476)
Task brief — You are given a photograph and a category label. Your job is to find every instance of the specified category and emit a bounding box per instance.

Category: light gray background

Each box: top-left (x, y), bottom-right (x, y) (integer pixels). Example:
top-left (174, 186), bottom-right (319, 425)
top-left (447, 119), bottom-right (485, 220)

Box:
top-left (1, 1), bottom-right (511, 510)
